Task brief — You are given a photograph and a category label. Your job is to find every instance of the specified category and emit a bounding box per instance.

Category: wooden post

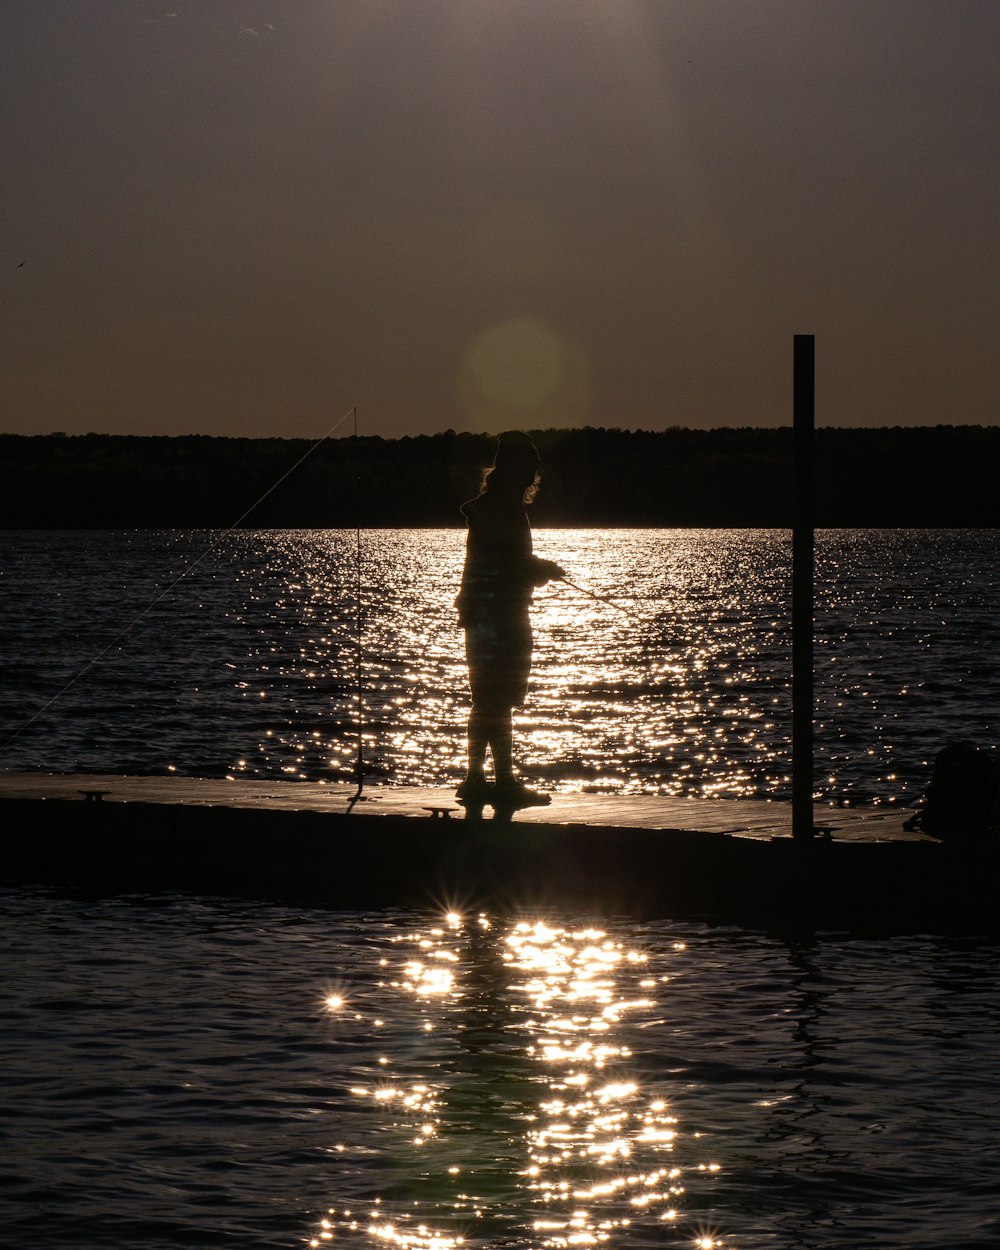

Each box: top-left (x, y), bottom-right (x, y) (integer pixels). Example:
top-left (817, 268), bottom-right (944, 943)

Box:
top-left (793, 335), bottom-right (815, 840)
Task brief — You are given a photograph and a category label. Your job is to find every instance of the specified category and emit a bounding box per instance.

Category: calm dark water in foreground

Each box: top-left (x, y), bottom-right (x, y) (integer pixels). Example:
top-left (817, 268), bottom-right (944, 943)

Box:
top-left (3, 891), bottom-right (1000, 1250)
top-left (2, 528), bottom-right (999, 804)
top-left (3, 531), bottom-right (1000, 1246)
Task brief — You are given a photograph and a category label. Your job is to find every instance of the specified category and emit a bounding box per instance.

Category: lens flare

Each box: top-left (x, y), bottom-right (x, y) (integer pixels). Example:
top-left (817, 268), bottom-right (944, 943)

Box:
top-left (457, 316), bottom-right (590, 426)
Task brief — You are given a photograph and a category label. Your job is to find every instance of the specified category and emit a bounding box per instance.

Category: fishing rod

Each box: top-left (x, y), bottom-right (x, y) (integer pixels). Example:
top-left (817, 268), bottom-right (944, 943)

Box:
top-left (555, 574), bottom-right (667, 663)
top-left (556, 575), bottom-right (642, 620)
top-left (4, 407), bottom-right (359, 750)
top-left (555, 572), bottom-right (655, 625)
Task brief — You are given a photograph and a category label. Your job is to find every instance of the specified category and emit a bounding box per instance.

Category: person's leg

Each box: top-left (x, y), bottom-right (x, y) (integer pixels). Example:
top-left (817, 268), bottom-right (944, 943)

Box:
top-left (462, 624), bottom-right (492, 790)
top-left (490, 708), bottom-right (549, 806)
top-left (462, 618), bottom-right (545, 802)
top-left (458, 704), bottom-right (499, 800)
top-left (464, 705), bottom-right (489, 783)
top-left (487, 708), bottom-right (515, 786)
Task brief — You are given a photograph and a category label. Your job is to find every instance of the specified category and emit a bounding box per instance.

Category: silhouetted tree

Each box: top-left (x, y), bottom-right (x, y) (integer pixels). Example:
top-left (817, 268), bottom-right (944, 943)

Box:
top-left (1, 427), bottom-right (996, 527)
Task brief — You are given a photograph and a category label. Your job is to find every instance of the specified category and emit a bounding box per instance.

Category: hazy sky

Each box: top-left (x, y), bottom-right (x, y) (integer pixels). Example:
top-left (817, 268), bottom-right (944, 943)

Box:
top-left (3, 0), bottom-right (999, 438)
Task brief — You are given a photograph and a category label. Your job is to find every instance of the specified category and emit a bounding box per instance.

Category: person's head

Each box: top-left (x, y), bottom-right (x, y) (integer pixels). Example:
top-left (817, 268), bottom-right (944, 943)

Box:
top-left (484, 430), bottom-right (541, 502)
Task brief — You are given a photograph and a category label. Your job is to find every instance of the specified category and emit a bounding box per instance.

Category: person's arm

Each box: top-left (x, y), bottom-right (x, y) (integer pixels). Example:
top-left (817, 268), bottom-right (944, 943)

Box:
top-left (527, 556), bottom-right (565, 585)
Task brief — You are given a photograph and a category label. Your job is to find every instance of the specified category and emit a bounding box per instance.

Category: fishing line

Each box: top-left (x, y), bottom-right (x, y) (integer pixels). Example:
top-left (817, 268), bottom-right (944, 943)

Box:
top-left (555, 575), bottom-right (670, 643)
top-left (552, 571), bottom-right (668, 783)
top-left (4, 407), bottom-right (359, 750)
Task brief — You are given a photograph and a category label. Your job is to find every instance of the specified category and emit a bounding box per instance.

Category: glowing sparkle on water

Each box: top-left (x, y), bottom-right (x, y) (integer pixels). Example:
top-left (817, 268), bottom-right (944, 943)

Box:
top-left (309, 911), bottom-right (732, 1249)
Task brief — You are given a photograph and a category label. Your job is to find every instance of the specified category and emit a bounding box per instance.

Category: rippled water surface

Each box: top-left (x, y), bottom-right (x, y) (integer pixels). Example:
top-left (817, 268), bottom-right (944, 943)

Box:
top-left (3, 891), bottom-right (999, 1249)
top-left (2, 528), bottom-right (999, 803)
top-left (5, 533), bottom-right (1000, 1249)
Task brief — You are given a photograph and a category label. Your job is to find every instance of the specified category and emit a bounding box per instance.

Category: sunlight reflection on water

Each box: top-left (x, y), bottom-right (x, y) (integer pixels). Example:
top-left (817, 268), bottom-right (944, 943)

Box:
top-left (309, 912), bottom-right (730, 1250)
top-left (2, 528), bottom-right (999, 803)
top-left (5, 890), bottom-right (1000, 1249)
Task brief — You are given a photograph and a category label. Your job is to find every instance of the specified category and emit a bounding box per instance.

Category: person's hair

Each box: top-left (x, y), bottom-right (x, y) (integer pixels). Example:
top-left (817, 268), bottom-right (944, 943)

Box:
top-left (479, 462), bottom-right (540, 504)
top-left (479, 431), bottom-right (541, 503)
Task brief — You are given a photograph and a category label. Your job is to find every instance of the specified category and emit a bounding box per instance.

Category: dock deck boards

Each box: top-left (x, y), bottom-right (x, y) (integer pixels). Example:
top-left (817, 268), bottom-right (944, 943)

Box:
top-left (7, 770), bottom-right (994, 933)
top-left (0, 771), bottom-right (929, 843)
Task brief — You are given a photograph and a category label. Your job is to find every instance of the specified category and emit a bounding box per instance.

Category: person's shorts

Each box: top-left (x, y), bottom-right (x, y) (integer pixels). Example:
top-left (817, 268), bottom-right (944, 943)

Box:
top-left (465, 612), bottom-right (532, 710)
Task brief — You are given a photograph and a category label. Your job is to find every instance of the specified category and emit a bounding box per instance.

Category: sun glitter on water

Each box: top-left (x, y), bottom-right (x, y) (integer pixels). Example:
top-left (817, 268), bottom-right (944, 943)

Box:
top-left (306, 911), bottom-right (734, 1249)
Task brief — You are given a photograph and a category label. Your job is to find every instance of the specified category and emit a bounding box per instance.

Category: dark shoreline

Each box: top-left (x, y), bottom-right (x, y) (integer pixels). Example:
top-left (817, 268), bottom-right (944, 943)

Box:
top-left (3, 426), bottom-right (999, 528)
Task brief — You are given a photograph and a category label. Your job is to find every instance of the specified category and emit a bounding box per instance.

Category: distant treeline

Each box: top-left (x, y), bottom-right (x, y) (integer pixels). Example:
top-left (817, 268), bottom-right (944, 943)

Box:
top-left (1, 427), bottom-right (998, 527)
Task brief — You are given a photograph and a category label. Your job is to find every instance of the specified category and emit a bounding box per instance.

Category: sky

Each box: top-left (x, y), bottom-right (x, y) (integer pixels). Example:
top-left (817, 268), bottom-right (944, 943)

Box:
top-left (3, 0), bottom-right (999, 439)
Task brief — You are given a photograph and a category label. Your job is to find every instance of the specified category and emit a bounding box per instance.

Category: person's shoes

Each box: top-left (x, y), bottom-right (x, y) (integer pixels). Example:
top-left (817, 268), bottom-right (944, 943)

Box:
top-left (492, 780), bottom-right (552, 808)
top-left (456, 776), bottom-right (491, 801)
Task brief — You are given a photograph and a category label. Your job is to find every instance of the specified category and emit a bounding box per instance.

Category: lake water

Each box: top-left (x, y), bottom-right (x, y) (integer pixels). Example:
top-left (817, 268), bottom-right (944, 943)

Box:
top-left (3, 530), bottom-right (1000, 1247)
top-left (3, 891), bottom-right (999, 1249)
top-left (3, 528), bottom-right (1000, 804)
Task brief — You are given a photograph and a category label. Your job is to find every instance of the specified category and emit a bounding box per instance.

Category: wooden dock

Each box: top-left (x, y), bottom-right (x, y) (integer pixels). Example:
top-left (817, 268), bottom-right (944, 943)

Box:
top-left (2, 772), bottom-right (997, 933)
top-left (0, 770), bottom-right (931, 839)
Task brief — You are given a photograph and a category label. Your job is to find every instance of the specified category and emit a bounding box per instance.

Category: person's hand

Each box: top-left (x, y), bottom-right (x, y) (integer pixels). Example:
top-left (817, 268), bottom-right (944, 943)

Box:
top-left (542, 560), bottom-right (566, 582)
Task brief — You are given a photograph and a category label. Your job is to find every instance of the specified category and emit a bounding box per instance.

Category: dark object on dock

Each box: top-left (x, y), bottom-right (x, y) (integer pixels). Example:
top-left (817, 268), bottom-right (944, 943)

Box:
top-left (77, 789), bottom-right (111, 803)
top-left (904, 742), bottom-right (1000, 838)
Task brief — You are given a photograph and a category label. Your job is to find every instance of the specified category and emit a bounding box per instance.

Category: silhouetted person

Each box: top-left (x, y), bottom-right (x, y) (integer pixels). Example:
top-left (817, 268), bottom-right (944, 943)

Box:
top-left (456, 431), bottom-right (564, 808)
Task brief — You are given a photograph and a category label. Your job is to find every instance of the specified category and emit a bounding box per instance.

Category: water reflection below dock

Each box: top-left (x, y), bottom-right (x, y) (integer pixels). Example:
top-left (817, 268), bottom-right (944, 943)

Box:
top-left (4, 890), bottom-right (1000, 1248)
top-left (312, 914), bottom-right (721, 1249)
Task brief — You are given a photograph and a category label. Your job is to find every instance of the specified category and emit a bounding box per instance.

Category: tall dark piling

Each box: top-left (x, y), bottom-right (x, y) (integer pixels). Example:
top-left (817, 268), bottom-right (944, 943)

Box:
top-left (793, 335), bottom-right (815, 840)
